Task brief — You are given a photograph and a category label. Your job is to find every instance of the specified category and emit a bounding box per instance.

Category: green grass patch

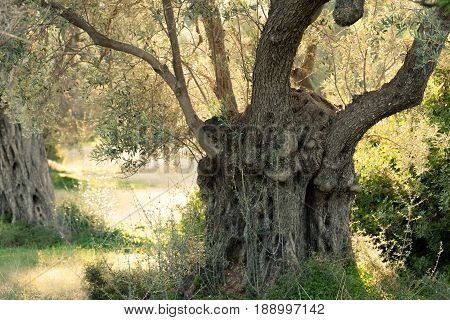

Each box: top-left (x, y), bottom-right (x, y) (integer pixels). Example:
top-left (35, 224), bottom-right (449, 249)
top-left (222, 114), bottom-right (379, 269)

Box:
top-left (0, 221), bottom-right (63, 248)
top-left (264, 255), bottom-right (379, 300)
top-left (0, 203), bottom-right (148, 250)
top-left (50, 169), bottom-right (81, 190)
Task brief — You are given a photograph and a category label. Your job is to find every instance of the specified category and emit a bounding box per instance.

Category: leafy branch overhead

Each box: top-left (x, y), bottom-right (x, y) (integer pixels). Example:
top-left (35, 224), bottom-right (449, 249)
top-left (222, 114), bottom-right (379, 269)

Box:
top-left (31, 1), bottom-right (447, 159)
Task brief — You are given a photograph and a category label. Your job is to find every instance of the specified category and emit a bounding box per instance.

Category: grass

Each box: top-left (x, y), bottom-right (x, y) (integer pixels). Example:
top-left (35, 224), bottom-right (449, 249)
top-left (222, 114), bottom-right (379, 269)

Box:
top-left (81, 232), bottom-right (450, 300)
top-left (0, 211), bottom-right (149, 300)
top-left (0, 246), bottom-right (101, 299)
top-left (0, 221), bottom-right (63, 248)
top-left (264, 256), bottom-right (380, 300)
top-left (50, 169), bottom-right (81, 191)
top-left (0, 204), bottom-right (146, 250)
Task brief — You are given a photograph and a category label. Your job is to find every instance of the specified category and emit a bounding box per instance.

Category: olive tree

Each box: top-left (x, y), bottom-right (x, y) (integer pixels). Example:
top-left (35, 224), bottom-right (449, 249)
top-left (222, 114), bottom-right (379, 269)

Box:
top-left (26, 0), bottom-right (448, 293)
top-left (0, 0), bottom-right (54, 224)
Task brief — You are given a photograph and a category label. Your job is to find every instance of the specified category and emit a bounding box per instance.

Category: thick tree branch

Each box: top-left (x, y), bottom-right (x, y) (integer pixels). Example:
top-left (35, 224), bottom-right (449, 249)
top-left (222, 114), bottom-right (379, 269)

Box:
top-left (198, 0), bottom-right (238, 115)
top-left (314, 11), bottom-right (449, 192)
top-left (250, 0), bottom-right (326, 114)
top-left (331, 14), bottom-right (448, 155)
top-left (161, 0), bottom-right (204, 133)
top-left (41, 1), bottom-right (221, 156)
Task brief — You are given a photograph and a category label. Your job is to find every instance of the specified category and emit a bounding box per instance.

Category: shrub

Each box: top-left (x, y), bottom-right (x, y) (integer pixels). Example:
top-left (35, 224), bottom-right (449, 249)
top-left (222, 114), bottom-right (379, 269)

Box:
top-left (0, 219), bottom-right (62, 248)
top-left (352, 70), bottom-right (449, 273)
top-left (264, 255), bottom-right (379, 300)
top-left (84, 192), bottom-right (206, 300)
top-left (84, 261), bottom-right (180, 300)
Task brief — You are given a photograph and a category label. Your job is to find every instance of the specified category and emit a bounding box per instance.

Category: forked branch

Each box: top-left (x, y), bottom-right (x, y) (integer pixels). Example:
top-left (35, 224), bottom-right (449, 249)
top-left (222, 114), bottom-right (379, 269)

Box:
top-left (327, 11), bottom-right (449, 157)
top-left (43, 1), bottom-right (178, 91)
top-left (198, 0), bottom-right (238, 115)
top-left (41, 1), bottom-right (221, 155)
top-left (250, 0), bottom-right (327, 110)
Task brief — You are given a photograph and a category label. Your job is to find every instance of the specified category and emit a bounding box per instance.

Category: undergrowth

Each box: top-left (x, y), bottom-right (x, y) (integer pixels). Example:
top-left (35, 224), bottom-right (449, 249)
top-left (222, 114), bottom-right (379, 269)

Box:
top-left (0, 202), bottom-right (144, 249)
top-left (82, 192), bottom-right (449, 300)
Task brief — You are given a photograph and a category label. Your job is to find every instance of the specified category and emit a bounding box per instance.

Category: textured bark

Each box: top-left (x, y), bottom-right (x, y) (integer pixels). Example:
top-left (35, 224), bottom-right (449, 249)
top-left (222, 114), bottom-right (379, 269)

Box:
top-left (200, 0), bottom-right (239, 115)
top-left (0, 111), bottom-right (55, 224)
top-left (248, 0), bottom-right (326, 122)
top-left (195, 3), bottom-right (448, 295)
top-left (42, 0), bottom-right (448, 296)
top-left (198, 88), bottom-right (351, 294)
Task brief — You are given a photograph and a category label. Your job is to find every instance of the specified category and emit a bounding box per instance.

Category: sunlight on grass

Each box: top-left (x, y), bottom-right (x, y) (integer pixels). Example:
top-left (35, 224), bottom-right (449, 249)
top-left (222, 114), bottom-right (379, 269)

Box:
top-left (0, 247), bottom-right (148, 300)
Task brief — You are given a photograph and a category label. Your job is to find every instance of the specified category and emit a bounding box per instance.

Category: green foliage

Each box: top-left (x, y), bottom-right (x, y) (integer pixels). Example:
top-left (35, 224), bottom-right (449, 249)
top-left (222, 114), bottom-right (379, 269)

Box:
top-left (178, 190), bottom-right (206, 243)
top-left (0, 203), bottom-right (140, 249)
top-left (0, 219), bottom-right (62, 248)
top-left (353, 70), bottom-right (449, 273)
top-left (437, 0), bottom-right (450, 11)
top-left (264, 256), bottom-right (379, 300)
top-left (84, 249), bottom-right (449, 300)
top-left (84, 192), bottom-right (206, 300)
top-left (92, 84), bottom-right (193, 173)
top-left (423, 69), bottom-right (449, 133)
top-left (390, 271), bottom-right (450, 299)
top-left (84, 261), bottom-right (180, 300)
top-left (50, 169), bottom-right (80, 190)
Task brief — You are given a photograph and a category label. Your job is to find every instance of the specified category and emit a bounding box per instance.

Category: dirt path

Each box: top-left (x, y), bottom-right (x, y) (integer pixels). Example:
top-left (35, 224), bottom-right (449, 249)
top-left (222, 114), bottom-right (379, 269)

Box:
top-left (55, 145), bottom-right (198, 226)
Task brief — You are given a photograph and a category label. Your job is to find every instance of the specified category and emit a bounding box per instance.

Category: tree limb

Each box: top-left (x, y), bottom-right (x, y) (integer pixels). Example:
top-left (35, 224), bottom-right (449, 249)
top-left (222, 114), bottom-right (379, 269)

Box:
top-left (331, 13), bottom-right (448, 155)
top-left (161, 0), bottom-right (203, 133)
top-left (198, 0), bottom-right (239, 115)
top-left (314, 11), bottom-right (449, 192)
top-left (43, 1), bottom-right (178, 91)
top-left (40, 1), bottom-right (221, 156)
top-left (250, 0), bottom-right (327, 113)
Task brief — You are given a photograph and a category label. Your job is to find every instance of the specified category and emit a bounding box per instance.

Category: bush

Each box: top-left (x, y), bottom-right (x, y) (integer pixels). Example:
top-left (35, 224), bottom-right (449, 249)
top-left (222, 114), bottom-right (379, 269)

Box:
top-left (84, 192), bottom-right (206, 300)
top-left (264, 255), bottom-right (379, 300)
top-left (0, 219), bottom-right (63, 248)
top-left (84, 261), bottom-right (180, 300)
top-left (178, 190), bottom-right (206, 248)
top-left (352, 70), bottom-right (449, 273)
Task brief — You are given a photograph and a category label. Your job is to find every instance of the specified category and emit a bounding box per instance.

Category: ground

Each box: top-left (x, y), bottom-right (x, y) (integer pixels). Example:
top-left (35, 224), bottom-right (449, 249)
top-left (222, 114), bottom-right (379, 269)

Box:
top-left (0, 144), bottom-right (197, 299)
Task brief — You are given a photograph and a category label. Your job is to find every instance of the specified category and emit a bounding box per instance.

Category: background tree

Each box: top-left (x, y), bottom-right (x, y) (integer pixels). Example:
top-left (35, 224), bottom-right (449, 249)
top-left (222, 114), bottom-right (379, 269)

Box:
top-left (0, 0), bottom-right (54, 224)
top-left (19, 0), bottom-right (449, 294)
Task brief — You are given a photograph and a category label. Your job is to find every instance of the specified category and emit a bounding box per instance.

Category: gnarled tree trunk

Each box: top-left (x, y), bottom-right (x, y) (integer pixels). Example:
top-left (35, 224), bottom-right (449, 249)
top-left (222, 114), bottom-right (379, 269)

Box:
top-left (198, 89), bottom-right (356, 294)
top-left (195, 1), bottom-right (448, 295)
top-left (0, 111), bottom-right (55, 224)
top-left (41, 0), bottom-right (448, 297)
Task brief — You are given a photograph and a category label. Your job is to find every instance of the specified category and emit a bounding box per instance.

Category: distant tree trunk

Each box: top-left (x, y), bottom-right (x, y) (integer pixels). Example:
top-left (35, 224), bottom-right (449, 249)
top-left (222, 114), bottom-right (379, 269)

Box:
top-left (0, 111), bottom-right (55, 224)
